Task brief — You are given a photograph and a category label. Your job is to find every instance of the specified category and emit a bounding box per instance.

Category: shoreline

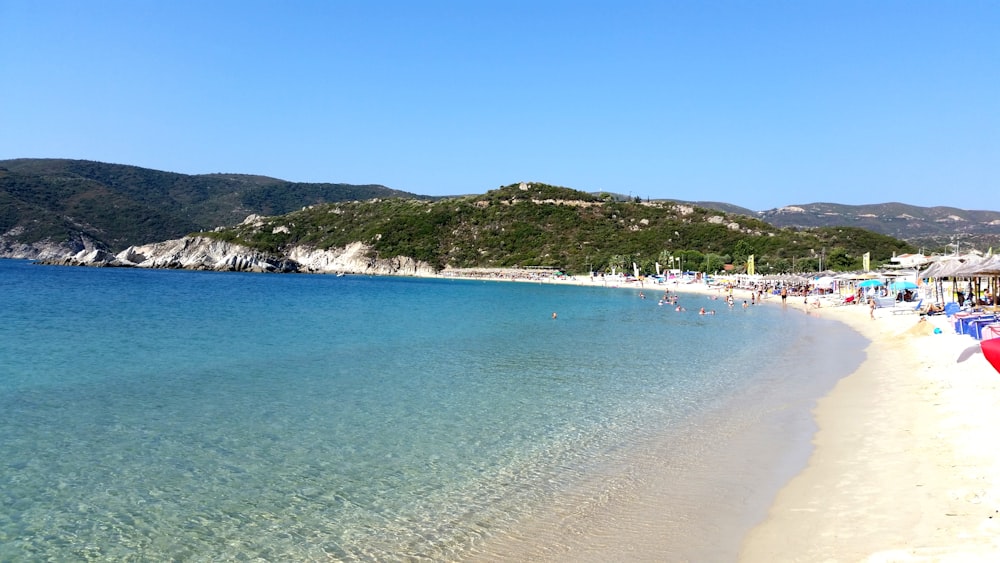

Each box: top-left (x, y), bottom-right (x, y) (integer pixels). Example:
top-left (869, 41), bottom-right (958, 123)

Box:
top-left (435, 272), bottom-right (864, 560)
top-left (436, 270), bottom-right (1000, 559)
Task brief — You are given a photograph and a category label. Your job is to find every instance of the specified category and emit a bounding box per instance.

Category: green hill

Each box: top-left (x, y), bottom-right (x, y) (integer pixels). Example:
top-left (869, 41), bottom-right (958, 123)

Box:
top-left (200, 182), bottom-right (916, 275)
top-left (0, 158), bottom-right (426, 252)
top-left (0, 160), bottom-right (923, 273)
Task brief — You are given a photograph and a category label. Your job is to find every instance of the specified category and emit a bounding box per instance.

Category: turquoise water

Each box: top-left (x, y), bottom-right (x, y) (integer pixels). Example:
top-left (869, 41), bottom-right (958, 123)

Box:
top-left (0, 260), bottom-right (865, 560)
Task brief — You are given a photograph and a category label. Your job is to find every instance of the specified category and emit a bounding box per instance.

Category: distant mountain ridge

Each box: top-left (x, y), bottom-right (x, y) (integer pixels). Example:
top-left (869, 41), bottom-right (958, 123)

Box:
top-left (666, 200), bottom-right (1000, 251)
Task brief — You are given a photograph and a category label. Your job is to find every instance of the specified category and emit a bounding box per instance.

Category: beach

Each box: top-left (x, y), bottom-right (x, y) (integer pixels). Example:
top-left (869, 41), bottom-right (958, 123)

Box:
top-left (454, 271), bottom-right (1000, 560)
top-left (740, 293), bottom-right (1000, 560)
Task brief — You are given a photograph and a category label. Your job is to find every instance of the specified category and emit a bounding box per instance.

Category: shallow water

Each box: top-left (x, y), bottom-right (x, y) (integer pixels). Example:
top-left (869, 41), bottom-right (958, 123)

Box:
top-left (0, 260), bottom-right (865, 560)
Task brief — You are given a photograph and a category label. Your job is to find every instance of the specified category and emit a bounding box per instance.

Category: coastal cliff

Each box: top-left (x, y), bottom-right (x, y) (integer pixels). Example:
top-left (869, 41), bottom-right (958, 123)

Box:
top-left (43, 236), bottom-right (436, 276)
top-left (0, 228), bottom-right (112, 262)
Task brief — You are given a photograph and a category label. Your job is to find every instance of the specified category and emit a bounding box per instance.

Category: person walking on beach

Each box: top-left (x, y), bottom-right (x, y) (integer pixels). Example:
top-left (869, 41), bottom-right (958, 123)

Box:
top-left (780, 286), bottom-right (787, 303)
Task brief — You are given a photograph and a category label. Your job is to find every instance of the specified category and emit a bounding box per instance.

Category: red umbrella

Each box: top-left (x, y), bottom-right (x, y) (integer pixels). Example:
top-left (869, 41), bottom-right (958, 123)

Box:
top-left (982, 338), bottom-right (1000, 375)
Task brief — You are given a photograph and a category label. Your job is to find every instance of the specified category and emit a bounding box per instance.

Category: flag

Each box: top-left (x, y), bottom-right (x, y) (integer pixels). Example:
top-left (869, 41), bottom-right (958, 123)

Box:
top-left (863, 252), bottom-right (870, 272)
top-left (747, 255), bottom-right (755, 276)
top-left (633, 262), bottom-right (639, 278)
top-left (655, 262), bottom-right (661, 275)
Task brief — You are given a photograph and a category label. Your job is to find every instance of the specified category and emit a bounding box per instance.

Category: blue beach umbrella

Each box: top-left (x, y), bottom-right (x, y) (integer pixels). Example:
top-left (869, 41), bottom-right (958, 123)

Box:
top-left (858, 279), bottom-right (883, 288)
top-left (890, 280), bottom-right (918, 291)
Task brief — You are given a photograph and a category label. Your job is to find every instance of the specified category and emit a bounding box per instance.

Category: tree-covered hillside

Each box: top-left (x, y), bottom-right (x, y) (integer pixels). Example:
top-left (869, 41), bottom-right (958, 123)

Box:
top-left (0, 159), bottom-right (426, 252)
top-left (1, 160), bottom-right (921, 273)
top-left (202, 182), bottom-right (916, 275)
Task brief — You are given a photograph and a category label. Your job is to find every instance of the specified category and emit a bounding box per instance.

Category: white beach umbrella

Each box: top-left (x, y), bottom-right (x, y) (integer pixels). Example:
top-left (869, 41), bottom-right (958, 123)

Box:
top-left (814, 276), bottom-right (836, 288)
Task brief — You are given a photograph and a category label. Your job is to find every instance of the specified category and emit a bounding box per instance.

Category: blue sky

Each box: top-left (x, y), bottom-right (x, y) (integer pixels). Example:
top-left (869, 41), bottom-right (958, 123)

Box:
top-left (2, 1), bottom-right (996, 211)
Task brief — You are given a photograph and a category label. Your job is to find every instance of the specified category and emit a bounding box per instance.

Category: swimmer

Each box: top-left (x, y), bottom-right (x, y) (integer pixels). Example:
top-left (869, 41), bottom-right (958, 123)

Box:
top-left (552, 312), bottom-right (557, 319)
top-left (699, 307), bottom-right (706, 315)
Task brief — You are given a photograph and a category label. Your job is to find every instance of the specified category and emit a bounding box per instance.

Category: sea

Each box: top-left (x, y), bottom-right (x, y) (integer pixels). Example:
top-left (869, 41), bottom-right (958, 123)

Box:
top-left (0, 259), bottom-right (867, 561)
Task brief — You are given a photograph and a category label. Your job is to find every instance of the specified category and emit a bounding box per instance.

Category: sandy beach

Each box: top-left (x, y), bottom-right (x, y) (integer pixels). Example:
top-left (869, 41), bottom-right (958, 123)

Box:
top-left (447, 271), bottom-right (1000, 560)
top-left (739, 293), bottom-right (1000, 561)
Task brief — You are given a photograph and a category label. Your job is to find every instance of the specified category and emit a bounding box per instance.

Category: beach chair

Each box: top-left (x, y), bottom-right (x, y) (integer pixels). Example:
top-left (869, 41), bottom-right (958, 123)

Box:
top-left (826, 294), bottom-right (855, 306)
top-left (875, 296), bottom-right (897, 309)
top-left (892, 299), bottom-right (923, 315)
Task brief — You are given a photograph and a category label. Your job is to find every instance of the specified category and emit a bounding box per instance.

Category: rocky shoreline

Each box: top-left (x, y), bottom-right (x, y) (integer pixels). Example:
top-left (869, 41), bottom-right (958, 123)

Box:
top-left (16, 235), bottom-right (437, 277)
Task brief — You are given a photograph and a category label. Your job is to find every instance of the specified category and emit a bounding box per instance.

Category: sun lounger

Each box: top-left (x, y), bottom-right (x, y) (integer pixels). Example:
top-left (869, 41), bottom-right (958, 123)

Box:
top-left (875, 296), bottom-right (897, 309)
top-left (892, 299), bottom-right (923, 315)
top-left (819, 295), bottom-right (853, 307)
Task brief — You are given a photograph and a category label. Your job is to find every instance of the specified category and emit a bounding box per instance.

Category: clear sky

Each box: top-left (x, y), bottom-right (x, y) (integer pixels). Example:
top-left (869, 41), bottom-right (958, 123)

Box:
top-left (2, 1), bottom-right (996, 211)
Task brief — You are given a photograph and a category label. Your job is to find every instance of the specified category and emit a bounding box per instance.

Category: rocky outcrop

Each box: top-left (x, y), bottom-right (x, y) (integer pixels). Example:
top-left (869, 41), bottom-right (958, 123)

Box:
top-left (41, 236), bottom-right (437, 276)
top-left (106, 237), bottom-right (296, 272)
top-left (0, 231), bottom-right (104, 261)
top-left (286, 242), bottom-right (434, 276)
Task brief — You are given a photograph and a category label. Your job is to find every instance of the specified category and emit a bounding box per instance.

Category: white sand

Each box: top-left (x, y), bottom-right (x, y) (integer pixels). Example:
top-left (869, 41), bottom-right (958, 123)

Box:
top-left (737, 297), bottom-right (1000, 561)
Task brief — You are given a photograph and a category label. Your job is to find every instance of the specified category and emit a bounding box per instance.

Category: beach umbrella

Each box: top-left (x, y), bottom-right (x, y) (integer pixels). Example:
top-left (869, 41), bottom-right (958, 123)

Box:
top-left (814, 276), bottom-right (836, 288)
top-left (858, 279), bottom-right (883, 288)
top-left (890, 280), bottom-right (917, 291)
top-left (982, 339), bottom-right (1000, 375)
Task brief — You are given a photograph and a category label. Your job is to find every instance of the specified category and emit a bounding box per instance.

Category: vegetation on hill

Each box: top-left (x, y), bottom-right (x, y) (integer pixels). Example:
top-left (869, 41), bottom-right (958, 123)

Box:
top-left (0, 158), bottom-right (425, 251)
top-left (0, 159), bottom-right (934, 273)
top-left (751, 202), bottom-right (1000, 252)
top-left (201, 182), bottom-right (916, 275)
